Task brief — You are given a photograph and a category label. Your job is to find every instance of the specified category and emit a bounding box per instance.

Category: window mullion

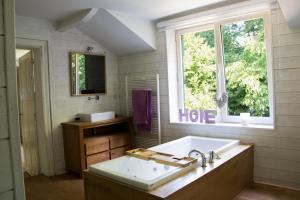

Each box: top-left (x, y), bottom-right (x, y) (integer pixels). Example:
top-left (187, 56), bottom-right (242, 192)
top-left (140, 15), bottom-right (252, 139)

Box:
top-left (176, 34), bottom-right (185, 111)
top-left (263, 13), bottom-right (274, 125)
top-left (214, 23), bottom-right (226, 122)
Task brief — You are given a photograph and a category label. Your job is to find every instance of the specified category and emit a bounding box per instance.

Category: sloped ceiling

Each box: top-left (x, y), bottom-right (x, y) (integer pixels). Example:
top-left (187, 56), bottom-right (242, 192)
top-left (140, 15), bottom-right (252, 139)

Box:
top-left (277, 0), bottom-right (300, 28)
top-left (77, 9), bottom-right (156, 56)
top-left (108, 10), bottom-right (156, 50)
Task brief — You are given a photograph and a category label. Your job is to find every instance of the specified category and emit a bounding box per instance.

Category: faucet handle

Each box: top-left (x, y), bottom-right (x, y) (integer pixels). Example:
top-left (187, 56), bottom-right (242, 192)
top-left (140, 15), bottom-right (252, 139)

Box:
top-left (208, 151), bottom-right (221, 163)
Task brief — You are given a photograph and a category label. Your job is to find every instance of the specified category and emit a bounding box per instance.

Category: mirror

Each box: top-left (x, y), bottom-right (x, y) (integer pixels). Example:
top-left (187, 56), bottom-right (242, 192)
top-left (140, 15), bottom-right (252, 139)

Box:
top-left (70, 52), bottom-right (106, 96)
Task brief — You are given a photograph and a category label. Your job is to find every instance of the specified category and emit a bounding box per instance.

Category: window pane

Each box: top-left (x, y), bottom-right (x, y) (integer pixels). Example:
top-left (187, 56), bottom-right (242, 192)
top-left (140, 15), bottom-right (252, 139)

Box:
top-left (221, 18), bottom-right (269, 117)
top-left (181, 29), bottom-right (217, 110)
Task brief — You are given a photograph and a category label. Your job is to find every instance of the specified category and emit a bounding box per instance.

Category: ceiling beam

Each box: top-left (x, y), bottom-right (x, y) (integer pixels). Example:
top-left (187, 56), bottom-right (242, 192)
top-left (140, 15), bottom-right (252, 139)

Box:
top-left (56, 8), bottom-right (98, 32)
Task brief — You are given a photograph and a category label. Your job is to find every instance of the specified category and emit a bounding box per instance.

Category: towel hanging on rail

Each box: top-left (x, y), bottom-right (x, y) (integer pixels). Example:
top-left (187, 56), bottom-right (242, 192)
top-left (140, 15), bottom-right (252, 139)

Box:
top-left (132, 89), bottom-right (152, 134)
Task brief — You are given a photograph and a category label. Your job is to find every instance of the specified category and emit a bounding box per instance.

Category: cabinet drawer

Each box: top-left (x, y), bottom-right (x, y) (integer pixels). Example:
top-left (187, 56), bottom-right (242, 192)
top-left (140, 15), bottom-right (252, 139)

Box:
top-left (86, 151), bottom-right (110, 167)
top-left (84, 136), bottom-right (109, 156)
top-left (109, 133), bottom-right (130, 149)
top-left (110, 146), bottom-right (130, 159)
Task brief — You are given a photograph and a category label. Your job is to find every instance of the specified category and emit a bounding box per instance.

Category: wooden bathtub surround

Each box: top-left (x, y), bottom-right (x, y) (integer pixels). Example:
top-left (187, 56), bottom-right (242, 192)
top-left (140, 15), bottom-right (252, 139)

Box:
top-left (84, 144), bottom-right (253, 200)
top-left (62, 117), bottom-right (133, 177)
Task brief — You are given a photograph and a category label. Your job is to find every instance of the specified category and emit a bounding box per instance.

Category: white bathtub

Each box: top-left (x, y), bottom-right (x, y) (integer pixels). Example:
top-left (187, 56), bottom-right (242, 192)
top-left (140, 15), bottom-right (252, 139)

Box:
top-left (89, 136), bottom-right (239, 191)
top-left (149, 136), bottom-right (239, 157)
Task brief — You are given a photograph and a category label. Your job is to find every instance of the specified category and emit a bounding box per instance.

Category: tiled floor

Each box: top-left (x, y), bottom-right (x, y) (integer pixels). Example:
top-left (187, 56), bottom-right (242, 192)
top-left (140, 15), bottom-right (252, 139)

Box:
top-left (25, 174), bottom-right (300, 200)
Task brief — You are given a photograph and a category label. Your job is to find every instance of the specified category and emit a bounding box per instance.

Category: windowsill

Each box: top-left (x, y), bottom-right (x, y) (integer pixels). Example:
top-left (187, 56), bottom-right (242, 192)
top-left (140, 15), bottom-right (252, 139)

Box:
top-left (170, 121), bottom-right (274, 130)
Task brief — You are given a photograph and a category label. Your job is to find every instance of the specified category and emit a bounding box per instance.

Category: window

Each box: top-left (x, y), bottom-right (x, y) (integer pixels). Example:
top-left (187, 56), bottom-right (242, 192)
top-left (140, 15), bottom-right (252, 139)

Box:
top-left (175, 14), bottom-right (273, 124)
top-left (180, 28), bottom-right (217, 111)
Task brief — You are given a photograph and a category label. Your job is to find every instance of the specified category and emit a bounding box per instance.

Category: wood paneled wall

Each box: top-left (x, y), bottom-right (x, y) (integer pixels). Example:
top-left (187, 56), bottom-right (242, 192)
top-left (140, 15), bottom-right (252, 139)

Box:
top-left (15, 15), bottom-right (121, 174)
top-left (0, 0), bottom-right (26, 199)
top-left (0, 0), bottom-right (3, 36)
top-left (118, 5), bottom-right (300, 190)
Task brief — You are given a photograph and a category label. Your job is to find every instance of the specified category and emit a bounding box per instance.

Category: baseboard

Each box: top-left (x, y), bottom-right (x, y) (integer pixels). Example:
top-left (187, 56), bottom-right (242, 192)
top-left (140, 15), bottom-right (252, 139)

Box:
top-left (253, 181), bottom-right (300, 192)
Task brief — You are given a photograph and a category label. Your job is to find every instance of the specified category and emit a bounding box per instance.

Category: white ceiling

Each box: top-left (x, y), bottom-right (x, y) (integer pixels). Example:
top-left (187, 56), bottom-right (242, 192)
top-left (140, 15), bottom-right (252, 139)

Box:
top-left (77, 9), bottom-right (156, 55)
top-left (16, 49), bottom-right (30, 60)
top-left (15, 0), bottom-right (227, 21)
top-left (18, 0), bottom-right (300, 56)
top-left (277, 0), bottom-right (300, 28)
top-left (15, 0), bottom-right (233, 55)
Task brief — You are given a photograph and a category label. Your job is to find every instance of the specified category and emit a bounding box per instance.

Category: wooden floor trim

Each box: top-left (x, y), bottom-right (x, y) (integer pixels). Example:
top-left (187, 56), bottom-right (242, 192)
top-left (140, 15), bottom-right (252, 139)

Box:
top-left (253, 182), bottom-right (300, 193)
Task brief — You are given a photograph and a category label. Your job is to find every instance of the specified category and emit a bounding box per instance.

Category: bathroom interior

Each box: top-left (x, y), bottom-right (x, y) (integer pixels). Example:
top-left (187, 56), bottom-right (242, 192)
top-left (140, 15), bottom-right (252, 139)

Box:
top-left (1, 0), bottom-right (300, 200)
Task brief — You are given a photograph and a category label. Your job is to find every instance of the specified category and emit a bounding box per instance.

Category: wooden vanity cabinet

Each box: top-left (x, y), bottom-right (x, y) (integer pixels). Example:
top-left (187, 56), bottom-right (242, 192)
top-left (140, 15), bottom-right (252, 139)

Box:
top-left (84, 136), bottom-right (109, 156)
top-left (110, 146), bottom-right (131, 159)
top-left (62, 117), bottom-right (133, 177)
top-left (86, 151), bottom-right (110, 167)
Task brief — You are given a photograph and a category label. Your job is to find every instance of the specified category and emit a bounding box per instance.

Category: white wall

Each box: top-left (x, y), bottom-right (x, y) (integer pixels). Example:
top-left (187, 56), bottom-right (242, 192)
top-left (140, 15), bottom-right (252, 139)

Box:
top-left (16, 16), bottom-right (120, 174)
top-left (118, 6), bottom-right (300, 190)
top-left (1, 0), bottom-right (26, 199)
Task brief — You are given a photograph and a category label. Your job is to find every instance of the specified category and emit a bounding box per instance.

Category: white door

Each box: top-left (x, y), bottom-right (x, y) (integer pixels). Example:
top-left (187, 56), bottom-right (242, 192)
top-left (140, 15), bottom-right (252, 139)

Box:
top-left (18, 51), bottom-right (39, 176)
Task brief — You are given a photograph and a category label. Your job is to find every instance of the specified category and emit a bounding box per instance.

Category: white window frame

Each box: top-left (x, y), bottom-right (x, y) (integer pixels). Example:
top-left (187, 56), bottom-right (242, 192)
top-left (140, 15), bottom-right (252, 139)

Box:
top-left (175, 12), bottom-right (274, 125)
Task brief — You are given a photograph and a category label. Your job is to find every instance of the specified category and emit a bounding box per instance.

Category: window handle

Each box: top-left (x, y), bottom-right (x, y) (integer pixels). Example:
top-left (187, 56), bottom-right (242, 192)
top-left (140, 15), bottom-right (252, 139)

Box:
top-left (215, 92), bottom-right (228, 108)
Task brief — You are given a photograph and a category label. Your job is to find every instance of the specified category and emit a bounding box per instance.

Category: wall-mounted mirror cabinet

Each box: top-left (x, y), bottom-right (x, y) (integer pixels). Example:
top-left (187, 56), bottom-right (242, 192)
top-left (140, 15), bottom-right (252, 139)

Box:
top-left (70, 52), bottom-right (106, 96)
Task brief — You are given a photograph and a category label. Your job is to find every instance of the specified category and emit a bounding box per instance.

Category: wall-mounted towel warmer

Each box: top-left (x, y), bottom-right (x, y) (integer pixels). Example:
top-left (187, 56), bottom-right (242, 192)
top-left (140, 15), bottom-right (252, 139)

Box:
top-left (125, 74), bottom-right (161, 146)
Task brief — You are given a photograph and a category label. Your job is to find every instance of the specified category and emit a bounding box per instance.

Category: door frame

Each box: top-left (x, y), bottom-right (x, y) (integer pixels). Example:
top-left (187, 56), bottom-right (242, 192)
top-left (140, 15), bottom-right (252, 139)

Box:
top-left (16, 38), bottom-right (55, 176)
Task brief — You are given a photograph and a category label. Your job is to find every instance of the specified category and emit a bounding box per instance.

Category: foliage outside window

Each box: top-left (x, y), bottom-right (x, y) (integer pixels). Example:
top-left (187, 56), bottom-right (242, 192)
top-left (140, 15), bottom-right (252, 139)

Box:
top-left (77, 54), bottom-right (86, 91)
top-left (177, 15), bottom-right (272, 123)
top-left (71, 54), bottom-right (86, 93)
top-left (182, 29), bottom-right (217, 111)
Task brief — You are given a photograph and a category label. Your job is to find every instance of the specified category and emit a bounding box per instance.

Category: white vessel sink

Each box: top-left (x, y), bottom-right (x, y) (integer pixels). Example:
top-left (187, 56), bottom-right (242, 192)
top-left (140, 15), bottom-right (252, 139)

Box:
top-left (77, 111), bottom-right (115, 122)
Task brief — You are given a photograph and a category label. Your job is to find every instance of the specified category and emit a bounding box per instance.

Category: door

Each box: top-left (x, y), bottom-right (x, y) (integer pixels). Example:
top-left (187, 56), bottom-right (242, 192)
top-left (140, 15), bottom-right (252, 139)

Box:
top-left (18, 51), bottom-right (39, 176)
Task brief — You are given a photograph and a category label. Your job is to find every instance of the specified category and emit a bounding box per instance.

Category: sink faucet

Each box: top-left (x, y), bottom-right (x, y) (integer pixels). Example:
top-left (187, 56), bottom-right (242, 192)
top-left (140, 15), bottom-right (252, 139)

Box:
top-left (188, 149), bottom-right (207, 167)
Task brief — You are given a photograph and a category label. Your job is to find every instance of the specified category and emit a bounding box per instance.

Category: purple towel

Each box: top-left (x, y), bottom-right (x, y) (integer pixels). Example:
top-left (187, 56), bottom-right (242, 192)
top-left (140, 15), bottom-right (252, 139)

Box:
top-left (132, 89), bottom-right (152, 134)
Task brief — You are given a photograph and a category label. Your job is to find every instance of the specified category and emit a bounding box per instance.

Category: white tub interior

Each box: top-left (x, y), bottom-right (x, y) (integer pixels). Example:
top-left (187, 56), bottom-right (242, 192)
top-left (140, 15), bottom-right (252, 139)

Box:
top-left (149, 136), bottom-right (240, 157)
top-left (91, 157), bottom-right (179, 181)
top-left (89, 136), bottom-right (239, 191)
top-left (89, 156), bottom-right (191, 191)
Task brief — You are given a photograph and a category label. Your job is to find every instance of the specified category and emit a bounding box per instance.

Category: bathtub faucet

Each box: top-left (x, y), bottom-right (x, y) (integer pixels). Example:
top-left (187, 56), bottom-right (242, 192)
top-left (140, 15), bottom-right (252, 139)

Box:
top-left (188, 149), bottom-right (207, 167)
top-left (208, 151), bottom-right (221, 163)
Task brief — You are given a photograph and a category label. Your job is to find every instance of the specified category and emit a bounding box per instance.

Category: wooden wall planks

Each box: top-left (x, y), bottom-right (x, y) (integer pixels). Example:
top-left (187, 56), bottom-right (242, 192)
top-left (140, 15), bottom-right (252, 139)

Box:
top-left (275, 80), bottom-right (300, 93)
top-left (276, 93), bottom-right (300, 103)
top-left (15, 15), bottom-right (121, 174)
top-left (0, 140), bottom-right (14, 193)
top-left (274, 56), bottom-right (300, 69)
top-left (0, 0), bottom-right (26, 199)
top-left (0, 191), bottom-right (14, 200)
top-left (0, 0), bottom-right (14, 197)
top-left (0, 0), bottom-right (3, 36)
top-left (0, 88), bottom-right (8, 139)
top-left (118, 6), bottom-right (300, 190)
top-left (0, 37), bottom-right (5, 87)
